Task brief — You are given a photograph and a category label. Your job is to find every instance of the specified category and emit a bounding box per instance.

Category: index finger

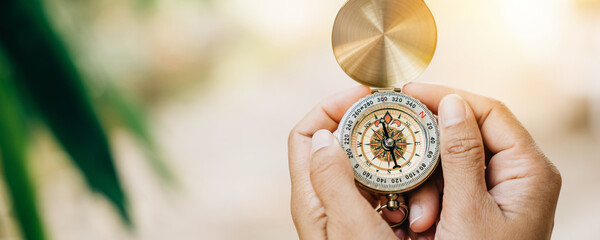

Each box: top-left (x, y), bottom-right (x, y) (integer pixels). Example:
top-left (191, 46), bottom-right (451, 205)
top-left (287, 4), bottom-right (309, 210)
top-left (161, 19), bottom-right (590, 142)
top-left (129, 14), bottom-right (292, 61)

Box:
top-left (288, 85), bottom-right (370, 183)
top-left (288, 85), bottom-right (370, 237)
top-left (402, 82), bottom-right (535, 154)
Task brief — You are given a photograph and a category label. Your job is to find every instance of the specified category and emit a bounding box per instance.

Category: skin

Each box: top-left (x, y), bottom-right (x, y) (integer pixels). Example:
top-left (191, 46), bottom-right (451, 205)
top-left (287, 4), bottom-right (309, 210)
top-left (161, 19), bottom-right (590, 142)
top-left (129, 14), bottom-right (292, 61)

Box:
top-left (287, 82), bottom-right (562, 240)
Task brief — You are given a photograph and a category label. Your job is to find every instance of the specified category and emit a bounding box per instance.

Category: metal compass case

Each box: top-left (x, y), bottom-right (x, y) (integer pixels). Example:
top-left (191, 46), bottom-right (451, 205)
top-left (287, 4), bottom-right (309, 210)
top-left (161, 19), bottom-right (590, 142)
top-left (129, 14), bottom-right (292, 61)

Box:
top-left (332, 0), bottom-right (440, 226)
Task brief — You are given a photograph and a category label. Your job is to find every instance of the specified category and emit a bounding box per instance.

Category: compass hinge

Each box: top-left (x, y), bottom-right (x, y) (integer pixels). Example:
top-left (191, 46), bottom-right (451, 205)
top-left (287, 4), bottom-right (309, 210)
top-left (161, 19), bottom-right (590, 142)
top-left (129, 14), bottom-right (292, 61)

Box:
top-left (371, 88), bottom-right (402, 94)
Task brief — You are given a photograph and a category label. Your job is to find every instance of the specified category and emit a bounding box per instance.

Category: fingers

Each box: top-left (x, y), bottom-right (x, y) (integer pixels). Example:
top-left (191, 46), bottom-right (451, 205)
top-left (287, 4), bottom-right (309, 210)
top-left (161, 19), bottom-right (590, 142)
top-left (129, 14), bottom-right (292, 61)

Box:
top-left (408, 182), bottom-right (440, 233)
top-left (359, 187), bottom-right (380, 208)
top-left (289, 85), bottom-right (369, 186)
top-left (403, 82), bottom-right (555, 192)
top-left (408, 224), bottom-right (437, 240)
top-left (290, 85), bottom-right (371, 138)
top-left (402, 82), bottom-right (535, 154)
top-left (288, 86), bottom-right (370, 236)
top-left (437, 94), bottom-right (487, 201)
top-left (394, 228), bottom-right (408, 240)
top-left (310, 130), bottom-right (395, 239)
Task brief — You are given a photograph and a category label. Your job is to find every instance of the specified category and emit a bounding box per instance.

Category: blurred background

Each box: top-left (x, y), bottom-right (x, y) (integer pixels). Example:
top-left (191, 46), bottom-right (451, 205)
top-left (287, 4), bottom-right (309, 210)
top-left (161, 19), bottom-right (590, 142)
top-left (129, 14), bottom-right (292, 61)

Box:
top-left (0, 0), bottom-right (599, 239)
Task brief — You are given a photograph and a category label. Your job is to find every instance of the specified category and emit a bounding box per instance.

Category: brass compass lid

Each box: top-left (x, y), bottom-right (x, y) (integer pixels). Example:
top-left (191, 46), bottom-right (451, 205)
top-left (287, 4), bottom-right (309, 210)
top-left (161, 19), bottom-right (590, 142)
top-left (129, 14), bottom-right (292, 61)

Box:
top-left (332, 0), bottom-right (437, 88)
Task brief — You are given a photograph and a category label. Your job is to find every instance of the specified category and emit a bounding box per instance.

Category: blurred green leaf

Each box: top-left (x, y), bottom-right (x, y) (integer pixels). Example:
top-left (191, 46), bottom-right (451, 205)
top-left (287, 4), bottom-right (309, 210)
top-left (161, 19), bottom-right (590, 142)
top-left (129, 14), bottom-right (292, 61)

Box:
top-left (0, 48), bottom-right (46, 240)
top-left (0, 0), bottom-right (130, 226)
top-left (105, 86), bottom-right (174, 184)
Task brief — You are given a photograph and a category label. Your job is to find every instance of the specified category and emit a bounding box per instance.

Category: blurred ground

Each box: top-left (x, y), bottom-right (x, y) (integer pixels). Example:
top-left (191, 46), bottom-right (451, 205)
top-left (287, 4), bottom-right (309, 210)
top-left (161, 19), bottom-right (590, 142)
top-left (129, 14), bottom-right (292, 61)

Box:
top-left (1, 0), bottom-right (600, 239)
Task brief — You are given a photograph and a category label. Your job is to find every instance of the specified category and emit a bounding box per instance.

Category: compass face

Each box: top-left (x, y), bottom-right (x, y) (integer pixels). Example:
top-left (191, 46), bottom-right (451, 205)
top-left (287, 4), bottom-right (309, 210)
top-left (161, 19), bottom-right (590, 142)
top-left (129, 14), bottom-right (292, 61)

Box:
top-left (337, 91), bottom-right (440, 193)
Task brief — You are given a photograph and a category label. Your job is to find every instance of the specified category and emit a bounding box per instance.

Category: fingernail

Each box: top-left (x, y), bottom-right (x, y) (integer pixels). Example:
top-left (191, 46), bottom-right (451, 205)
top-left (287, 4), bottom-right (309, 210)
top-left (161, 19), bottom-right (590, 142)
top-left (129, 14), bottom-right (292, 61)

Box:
top-left (409, 204), bottom-right (423, 228)
top-left (311, 129), bottom-right (333, 155)
top-left (439, 94), bottom-right (466, 127)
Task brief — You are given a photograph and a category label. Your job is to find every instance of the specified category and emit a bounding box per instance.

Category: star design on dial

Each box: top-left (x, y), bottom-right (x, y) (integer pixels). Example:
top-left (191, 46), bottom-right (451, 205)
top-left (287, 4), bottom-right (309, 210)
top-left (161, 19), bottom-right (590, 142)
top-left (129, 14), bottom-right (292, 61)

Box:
top-left (356, 108), bottom-right (424, 171)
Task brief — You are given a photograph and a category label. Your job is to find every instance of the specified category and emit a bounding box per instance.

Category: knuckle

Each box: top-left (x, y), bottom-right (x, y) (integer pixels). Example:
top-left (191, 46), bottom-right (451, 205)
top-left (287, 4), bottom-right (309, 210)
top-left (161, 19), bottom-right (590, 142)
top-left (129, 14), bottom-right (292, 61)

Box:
top-left (488, 98), bottom-right (507, 110)
top-left (442, 134), bottom-right (484, 172)
top-left (483, 97), bottom-right (509, 112)
top-left (288, 126), bottom-right (301, 143)
top-left (484, 98), bottom-right (513, 118)
top-left (553, 166), bottom-right (562, 186)
top-left (552, 171), bottom-right (563, 191)
top-left (443, 135), bottom-right (484, 161)
top-left (525, 155), bottom-right (563, 193)
top-left (544, 162), bottom-right (562, 189)
top-left (531, 153), bottom-right (563, 190)
top-left (311, 151), bottom-right (341, 176)
top-left (290, 196), bottom-right (327, 235)
top-left (310, 150), bottom-right (350, 191)
top-left (288, 125), bottom-right (310, 147)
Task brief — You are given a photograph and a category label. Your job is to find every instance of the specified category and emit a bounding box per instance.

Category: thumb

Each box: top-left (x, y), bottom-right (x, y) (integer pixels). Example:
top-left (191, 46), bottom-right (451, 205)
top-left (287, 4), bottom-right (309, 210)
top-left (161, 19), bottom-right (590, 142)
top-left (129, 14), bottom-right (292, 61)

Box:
top-left (438, 94), bottom-right (487, 202)
top-left (309, 129), bottom-right (394, 239)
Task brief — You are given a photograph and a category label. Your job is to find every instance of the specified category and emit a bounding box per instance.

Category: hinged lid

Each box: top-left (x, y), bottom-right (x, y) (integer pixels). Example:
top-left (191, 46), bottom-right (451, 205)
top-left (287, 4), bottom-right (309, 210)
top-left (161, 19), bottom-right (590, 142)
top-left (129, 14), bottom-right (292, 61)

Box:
top-left (332, 0), bottom-right (437, 88)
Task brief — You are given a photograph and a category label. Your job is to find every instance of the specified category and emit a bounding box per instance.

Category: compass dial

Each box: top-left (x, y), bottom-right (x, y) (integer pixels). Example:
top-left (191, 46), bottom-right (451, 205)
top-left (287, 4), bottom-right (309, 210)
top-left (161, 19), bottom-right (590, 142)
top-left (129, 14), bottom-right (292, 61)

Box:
top-left (337, 91), bottom-right (440, 193)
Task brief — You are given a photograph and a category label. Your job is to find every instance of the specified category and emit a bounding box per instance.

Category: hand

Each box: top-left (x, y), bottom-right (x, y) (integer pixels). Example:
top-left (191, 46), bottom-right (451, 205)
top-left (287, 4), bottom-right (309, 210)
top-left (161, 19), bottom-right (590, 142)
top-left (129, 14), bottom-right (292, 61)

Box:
top-left (401, 82), bottom-right (562, 239)
top-left (288, 85), bottom-right (406, 239)
top-left (288, 83), bottom-right (562, 240)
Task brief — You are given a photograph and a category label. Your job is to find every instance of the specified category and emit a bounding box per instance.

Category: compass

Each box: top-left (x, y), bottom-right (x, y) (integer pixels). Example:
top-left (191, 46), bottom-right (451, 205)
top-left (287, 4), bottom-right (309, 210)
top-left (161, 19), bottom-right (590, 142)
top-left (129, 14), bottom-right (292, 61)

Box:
top-left (332, 0), bottom-right (440, 226)
top-left (340, 94), bottom-right (439, 193)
